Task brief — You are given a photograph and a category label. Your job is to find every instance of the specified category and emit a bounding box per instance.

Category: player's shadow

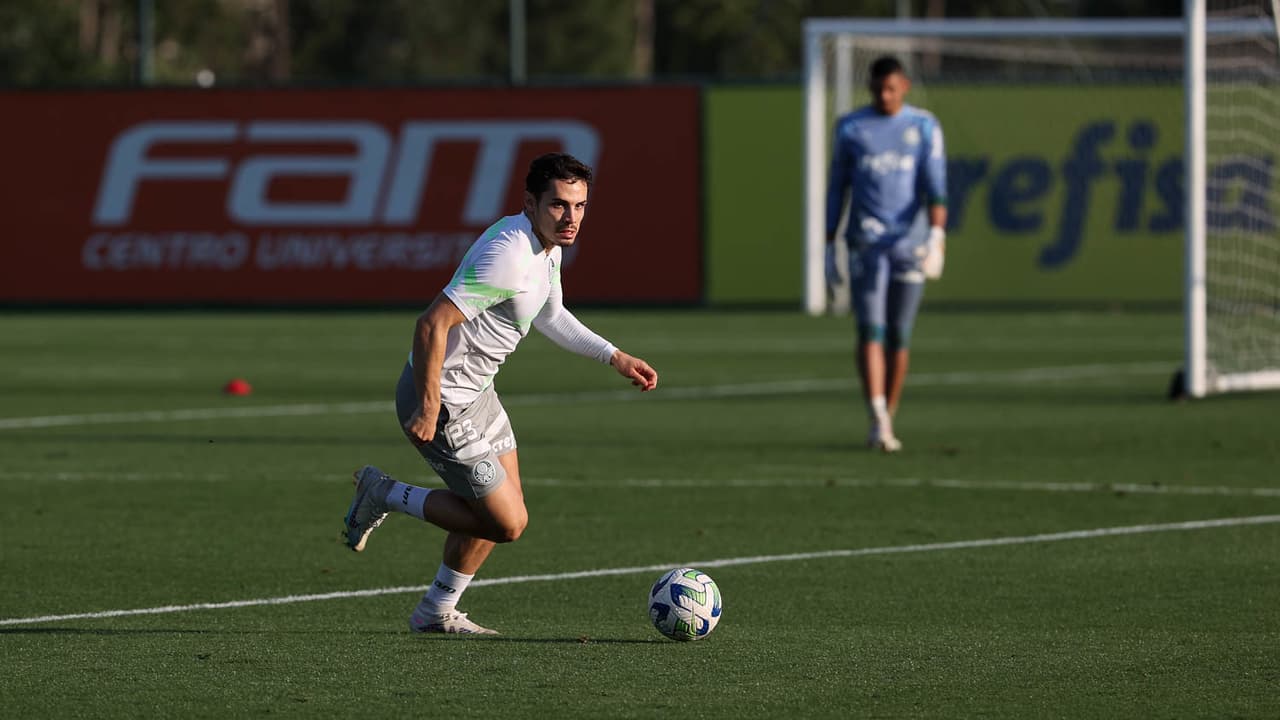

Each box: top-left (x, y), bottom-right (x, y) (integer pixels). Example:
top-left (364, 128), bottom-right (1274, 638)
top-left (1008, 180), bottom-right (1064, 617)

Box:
top-left (0, 627), bottom-right (398, 636)
top-left (0, 627), bottom-right (216, 636)
top-left (443, 636), bottom-right (661, 645)
top-left (0, 628), bottom-right (660, 643)
top-left (0, 433), bottom-right (398, 447)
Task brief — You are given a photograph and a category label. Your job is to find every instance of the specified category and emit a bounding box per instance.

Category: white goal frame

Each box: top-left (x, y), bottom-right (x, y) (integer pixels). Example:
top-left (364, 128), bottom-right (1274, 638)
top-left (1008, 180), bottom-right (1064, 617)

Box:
top-left (1183, 0), bottom-right (1280, 395)
top-left (803, 9), bottom-right (1280, 398)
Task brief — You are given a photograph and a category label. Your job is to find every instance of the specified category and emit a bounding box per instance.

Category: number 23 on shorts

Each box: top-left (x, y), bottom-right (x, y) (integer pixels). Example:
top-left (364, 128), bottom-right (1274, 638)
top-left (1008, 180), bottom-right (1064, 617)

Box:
top-left (446, 419), bottom-right (479, 446)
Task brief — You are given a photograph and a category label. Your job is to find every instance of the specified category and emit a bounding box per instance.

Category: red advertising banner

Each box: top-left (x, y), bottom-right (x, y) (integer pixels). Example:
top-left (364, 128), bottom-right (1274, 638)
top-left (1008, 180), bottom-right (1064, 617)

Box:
top-left (1, 87), bottom-right (701, 304)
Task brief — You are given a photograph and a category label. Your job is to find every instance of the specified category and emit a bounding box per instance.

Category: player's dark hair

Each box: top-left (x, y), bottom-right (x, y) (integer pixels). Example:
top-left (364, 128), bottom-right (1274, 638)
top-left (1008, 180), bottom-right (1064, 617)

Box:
top-left (870, 56), bottom-right (905, 80)
top-left (525, 153), bottom-right (593, 197)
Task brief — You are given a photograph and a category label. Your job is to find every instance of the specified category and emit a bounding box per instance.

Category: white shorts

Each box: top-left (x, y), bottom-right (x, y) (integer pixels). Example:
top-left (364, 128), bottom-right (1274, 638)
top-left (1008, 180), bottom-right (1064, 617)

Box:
top-left (394, 364), bottom-right (517, 499)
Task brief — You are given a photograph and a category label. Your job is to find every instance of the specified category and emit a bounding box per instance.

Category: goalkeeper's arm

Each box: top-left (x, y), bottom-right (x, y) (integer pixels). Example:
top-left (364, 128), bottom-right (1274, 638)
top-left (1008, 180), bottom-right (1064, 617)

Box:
top-left (922, 203), bottom-right (948, 280)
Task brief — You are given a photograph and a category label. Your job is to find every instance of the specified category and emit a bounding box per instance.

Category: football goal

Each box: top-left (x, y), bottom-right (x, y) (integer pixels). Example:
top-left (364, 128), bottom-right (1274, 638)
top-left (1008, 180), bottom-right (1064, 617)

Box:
top-left (803, 2), bottom-right (1280, 398)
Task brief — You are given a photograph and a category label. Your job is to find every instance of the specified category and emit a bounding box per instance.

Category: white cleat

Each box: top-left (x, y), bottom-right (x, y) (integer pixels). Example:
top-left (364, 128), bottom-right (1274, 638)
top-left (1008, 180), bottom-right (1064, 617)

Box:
top-left (867, 422), bottom-right (903, 453)
top-left (409, 609), bottom-right (499, 635)
top-left (876, 432), bottom-right (903, 453)
top-left (343, 465), bottom-right (394, 552)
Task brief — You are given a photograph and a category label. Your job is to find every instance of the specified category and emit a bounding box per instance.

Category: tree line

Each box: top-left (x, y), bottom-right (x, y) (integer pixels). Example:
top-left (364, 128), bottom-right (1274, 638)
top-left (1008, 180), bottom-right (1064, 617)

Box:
top-left (2, 0), bottom-right (1182, 88)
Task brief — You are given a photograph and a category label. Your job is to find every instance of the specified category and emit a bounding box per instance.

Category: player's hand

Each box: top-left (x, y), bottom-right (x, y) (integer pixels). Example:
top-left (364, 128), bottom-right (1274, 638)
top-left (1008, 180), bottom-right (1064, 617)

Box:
top-left (610, 351), bottom-right (658, 392)
top-left (824, 242), bottom-right (843, 289)
top-left (923, 226), bottom-right (946, 280)
top-left (402, 406), bottom-right (437, 446)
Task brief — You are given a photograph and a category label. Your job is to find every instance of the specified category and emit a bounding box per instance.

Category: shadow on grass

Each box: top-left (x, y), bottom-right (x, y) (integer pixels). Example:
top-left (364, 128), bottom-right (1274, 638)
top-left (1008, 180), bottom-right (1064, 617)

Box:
top-left (0, 627), bottom-right (392, 636)
top-left (441, 636), bottom-right (662, 645)
top-left (0, 627), bottom-right (216, 636)
top-left (0, 627), bottom-right (663, 644)
top-left (0, 433), bottom-right (401, 447)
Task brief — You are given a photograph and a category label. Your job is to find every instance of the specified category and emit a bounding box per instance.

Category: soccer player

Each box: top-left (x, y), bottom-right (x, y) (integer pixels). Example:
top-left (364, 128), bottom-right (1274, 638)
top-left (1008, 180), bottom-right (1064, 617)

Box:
top-left (342, 152), bottom-right (658, 634)
top-left (825, 55), bottom-right (948, 453)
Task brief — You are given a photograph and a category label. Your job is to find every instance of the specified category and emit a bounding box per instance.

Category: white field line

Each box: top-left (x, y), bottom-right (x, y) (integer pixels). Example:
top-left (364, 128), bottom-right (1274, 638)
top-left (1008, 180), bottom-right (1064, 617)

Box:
top-left (616, 337), bottom-right (1176, 353)
top-left (2, 513), bottom-right (1277, 628)
top-left (0, 361), bottom-right (1167, 431)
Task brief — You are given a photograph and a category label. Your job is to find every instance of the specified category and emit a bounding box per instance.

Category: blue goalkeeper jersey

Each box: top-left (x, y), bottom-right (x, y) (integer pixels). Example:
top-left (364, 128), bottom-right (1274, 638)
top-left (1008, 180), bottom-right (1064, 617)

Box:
top-left (826, 103), bottom-right (947, 246)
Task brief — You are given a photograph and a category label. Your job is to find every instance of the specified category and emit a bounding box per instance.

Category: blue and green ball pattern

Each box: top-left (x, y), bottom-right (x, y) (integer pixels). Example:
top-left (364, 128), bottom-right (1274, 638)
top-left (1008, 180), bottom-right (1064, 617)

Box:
top-left (648, 567), bottom-right (722, 641)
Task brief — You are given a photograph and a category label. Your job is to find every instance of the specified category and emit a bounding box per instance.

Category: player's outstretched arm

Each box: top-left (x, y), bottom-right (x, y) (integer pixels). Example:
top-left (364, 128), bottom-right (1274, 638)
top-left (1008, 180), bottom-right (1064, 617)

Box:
top-left (610, 350), bottom-right (658, 392)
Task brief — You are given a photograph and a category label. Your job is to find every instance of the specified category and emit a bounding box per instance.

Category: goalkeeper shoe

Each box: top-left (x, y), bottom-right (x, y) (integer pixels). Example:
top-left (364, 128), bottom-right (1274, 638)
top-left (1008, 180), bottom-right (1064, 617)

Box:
top-left (343, 465), bottom-right (394, 552)
top-left (867, 422), bottom-right (903, 454)
top-left (409, 609), bottom-right (499, 635)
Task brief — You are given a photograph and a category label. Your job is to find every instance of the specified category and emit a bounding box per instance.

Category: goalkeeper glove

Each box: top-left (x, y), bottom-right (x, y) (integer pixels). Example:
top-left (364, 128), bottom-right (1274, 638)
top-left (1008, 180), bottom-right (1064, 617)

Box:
top-left (923, 226), bottom-right (946, 280)
top-left (824, 242), bottom-right (843, 290)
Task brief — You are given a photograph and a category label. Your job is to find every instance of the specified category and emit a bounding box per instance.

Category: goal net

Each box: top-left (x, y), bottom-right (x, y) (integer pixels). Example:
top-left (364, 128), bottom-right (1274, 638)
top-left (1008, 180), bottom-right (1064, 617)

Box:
top-left (1188, 0), bottom-right (1280, 396)
top-left (803, 7), bottom-right (1279, 397)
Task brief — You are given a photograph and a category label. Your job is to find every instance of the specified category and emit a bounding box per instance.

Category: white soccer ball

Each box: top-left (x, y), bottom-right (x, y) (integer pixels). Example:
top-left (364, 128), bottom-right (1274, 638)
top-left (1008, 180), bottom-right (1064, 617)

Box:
top-left (648, 567), bottom-right (722, 641)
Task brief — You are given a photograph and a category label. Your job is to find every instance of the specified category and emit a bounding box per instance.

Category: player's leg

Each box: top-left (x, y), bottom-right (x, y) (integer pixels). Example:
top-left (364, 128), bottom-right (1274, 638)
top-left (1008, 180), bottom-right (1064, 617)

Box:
top-left (849, 244), bottom-right (898, 451)
top-left (885, 346), bottom-right (910, 416)
top-left (436, 449), bottom-right (526, 575)
top-left (345, 369), bottom-right (520, 549)
top-left (885, 239), bottom-right (928, 418)
top-left (857, 335), bottom-right (887, 404)
top-left (410, 449), bottom-right (524, 635)
top-left (418, 454), bottom-right (527, 543)
top-left (345, 372), bottom-right (522, 633)
top-left (411, 387), bottom-right (523, 634)
top-left (345, 459), bottom-right (521, 548)
top-left (885, 279), bottom-right (924, 414)
top-left (850, 242), bottom-right (888, 405)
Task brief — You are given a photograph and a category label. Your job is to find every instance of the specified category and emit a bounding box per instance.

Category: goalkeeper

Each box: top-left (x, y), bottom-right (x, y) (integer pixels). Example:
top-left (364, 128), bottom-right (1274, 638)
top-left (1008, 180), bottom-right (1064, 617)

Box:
top-left (825, 55), bottom-right (948, 452)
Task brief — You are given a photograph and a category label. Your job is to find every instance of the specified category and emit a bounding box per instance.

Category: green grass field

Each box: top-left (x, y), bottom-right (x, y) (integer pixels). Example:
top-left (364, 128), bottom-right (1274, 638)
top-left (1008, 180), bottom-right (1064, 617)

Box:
top-left (1, 309), bottom-right (1277, 719)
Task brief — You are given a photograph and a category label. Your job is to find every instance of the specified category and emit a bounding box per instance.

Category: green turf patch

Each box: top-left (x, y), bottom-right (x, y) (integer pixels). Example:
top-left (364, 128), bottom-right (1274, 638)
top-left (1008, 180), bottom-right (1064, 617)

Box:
top-left (1, 310), bottom-right (1277, 718)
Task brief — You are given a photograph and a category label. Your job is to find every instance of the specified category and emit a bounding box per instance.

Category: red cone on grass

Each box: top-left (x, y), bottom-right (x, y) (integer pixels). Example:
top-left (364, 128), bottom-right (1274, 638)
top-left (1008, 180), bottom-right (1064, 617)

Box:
top-left (223, 378), bottom-right (252, 396)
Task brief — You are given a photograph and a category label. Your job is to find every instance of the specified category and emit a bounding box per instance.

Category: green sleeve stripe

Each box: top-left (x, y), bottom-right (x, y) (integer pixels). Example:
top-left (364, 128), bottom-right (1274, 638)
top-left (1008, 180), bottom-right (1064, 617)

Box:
top-left (449, 265), bottom-right (518, 314)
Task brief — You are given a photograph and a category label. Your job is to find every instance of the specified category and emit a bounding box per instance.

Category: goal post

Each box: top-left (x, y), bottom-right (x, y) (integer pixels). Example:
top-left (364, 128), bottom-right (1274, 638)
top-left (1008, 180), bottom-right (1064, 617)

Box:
top-left (803, 7), bottom-right (1280, 398)
top-left (1184, 0), bottom-right (1280, 396)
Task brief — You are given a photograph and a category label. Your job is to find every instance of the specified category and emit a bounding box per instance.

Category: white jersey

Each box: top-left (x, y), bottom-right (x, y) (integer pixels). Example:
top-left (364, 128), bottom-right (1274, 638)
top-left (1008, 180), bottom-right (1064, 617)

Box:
top-left (434, 212), bottom-right (616, 406)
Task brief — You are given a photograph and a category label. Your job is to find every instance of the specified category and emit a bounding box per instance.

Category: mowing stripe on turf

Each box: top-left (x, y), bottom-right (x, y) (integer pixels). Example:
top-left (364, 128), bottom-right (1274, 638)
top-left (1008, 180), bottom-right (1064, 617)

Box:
top-left (0, 361), bottom-right (1167, 431)
top-left (2, 471), bottom-right (1280, 499)
top-left (528, 476), bottom-right (1280, 498)
top-left (3, 471), bottom-right (1277, 500)
top-left (2, 513), bottom-right (1276, 627)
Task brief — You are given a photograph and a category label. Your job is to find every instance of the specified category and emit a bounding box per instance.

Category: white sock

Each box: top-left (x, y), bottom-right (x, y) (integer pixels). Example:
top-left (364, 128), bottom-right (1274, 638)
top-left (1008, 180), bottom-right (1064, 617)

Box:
top-left (385, 481), bottom-right (430, 521)
top-left (869, 395), bottom-right (889, 421)
top-left (419, 564), bottom-right (474, 614)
